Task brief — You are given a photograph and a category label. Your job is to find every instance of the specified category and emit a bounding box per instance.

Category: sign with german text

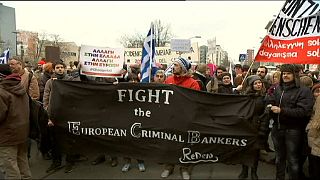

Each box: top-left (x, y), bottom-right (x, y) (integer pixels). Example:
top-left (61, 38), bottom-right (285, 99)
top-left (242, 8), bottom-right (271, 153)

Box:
top-left (255, 0), bottom-right (320, 64)
top-left (49, 80), bottom-right (268, 166)
top-left (124, 43), bottom-right (200, 65)
top-left (79, 45), bottom-right (125, 77)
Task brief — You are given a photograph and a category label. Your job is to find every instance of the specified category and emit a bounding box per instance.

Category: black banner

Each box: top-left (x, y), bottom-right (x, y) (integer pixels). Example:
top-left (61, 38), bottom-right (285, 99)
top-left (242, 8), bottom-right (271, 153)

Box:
top-left (50, 80), bottom-right (262, 165)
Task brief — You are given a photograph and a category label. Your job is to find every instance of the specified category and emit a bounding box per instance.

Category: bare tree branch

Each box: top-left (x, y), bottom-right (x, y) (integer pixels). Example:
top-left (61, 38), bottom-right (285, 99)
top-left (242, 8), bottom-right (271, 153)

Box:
top-left (118, 19), bottom-right (174, 48)
top-left (35, 31), bottom-right (48, 60)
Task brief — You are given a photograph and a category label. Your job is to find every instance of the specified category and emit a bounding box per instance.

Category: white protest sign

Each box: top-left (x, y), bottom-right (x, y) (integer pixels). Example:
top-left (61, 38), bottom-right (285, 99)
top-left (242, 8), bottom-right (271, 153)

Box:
top-left (124, 43), bottom-right (200, 65)
top-left (170, 39), bottom-right (191, 52)
top-left (79, 45), bottom-right (124, 78)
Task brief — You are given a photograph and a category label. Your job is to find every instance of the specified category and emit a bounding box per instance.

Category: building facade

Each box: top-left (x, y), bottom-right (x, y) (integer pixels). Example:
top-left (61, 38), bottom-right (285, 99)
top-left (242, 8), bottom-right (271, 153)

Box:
top-left (199, 45), bottom-right (208, 64)
top-left (0, 3), bottom-right (16, 56)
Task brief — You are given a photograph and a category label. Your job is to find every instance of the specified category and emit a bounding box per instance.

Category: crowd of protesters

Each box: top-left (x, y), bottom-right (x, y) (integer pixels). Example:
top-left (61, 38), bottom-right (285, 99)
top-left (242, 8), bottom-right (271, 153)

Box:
top-left (1, 56), bottom-right (320, 180)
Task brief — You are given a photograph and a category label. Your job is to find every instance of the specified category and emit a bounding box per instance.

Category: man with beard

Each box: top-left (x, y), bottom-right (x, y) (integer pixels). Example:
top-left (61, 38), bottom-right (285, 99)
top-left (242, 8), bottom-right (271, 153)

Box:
top-left (267, 64), bottom-right (314, 180)
top-left (206, 66), bottom-right (227, 93)
top-left (161, 57), bottom-right (200, 180)
top-left (43, 61), bottom-right (81, 174)
top-left (257, 66), bottom-right (271, 90)
top-left (8, 57), bottom-right (40, 100)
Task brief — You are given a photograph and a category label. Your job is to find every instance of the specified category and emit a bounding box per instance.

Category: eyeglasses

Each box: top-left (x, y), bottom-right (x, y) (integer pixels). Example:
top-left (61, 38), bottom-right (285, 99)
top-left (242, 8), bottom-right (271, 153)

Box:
top-left (156, 75), bottom-right (164, 78)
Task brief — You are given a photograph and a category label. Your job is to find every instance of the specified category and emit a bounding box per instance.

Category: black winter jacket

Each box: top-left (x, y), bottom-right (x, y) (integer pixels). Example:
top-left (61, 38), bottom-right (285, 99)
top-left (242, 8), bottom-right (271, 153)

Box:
top-left (266, 82), bottom-right (314, 130)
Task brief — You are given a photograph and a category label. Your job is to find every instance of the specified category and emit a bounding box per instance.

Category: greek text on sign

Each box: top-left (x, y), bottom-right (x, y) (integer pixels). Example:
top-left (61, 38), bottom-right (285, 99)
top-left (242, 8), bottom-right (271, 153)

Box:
top-left (79, 45), bottom-right (125, 78)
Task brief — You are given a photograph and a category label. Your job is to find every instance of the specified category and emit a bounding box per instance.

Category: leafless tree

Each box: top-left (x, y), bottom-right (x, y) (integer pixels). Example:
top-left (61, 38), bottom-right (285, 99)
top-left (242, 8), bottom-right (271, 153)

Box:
top-left (153, 19), bottom-right (173, 47)
top-left (50, 34), bottom-right (63, 47)
top-left (35, 31), bottom-right (48, 60)
top-left (118, 33), bottom-right (145, 48)
top-left (119, 19), bottom-right (174, 48)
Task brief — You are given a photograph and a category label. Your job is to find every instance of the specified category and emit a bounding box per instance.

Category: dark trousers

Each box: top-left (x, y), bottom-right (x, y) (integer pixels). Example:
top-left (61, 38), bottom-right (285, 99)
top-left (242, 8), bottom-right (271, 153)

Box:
top-left (271, 128), bottom-right (303, 180)
top-left (123, 157), bottom-right (143, 164)
top-left (49, 126), bottom-right (75, 165)
top-left (308, 154), bottom-right (320, 180)
top-left (49, 126), bottom-right (62, 164)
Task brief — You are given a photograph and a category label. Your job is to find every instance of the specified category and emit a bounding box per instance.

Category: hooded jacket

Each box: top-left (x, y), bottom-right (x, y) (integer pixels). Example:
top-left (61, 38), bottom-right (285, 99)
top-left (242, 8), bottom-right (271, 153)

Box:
top-left (267, 64), bottom-right (314, 129)
top-left (0, 74), bottom-right (29, 146)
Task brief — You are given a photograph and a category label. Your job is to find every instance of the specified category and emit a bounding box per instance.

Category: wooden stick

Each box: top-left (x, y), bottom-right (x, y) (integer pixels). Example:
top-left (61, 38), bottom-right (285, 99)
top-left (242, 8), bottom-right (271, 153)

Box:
top-left (240, 61), bottom-right (256, 86)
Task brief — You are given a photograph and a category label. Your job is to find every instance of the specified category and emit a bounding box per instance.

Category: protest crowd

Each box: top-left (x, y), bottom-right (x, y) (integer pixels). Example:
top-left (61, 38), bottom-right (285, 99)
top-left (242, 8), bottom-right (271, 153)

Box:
top-left (1, 53), bottom-right (320, 180)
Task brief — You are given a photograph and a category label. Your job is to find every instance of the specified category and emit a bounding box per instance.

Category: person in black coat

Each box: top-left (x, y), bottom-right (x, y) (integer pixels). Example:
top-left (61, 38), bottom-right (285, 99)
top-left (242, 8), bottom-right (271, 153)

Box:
top-left (238, 75), bottom-right (269, 180)
top-left (266, 64), bottom-right (314, 180)
top-left (217, 72), bottom-right (235, 94)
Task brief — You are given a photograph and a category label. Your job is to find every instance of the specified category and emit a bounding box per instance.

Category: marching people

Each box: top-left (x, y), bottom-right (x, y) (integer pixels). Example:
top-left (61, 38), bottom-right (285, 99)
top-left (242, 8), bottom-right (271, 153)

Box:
top-left (267, 71), bottom-right (281, 97)
top-left (234, 64), bottom-right (250, 86)
top-left (89, 76), bottom-right (119, 168)
top-left (161, 57), bottom-right (200, 180)
top-left (237, 75), bottom-right (268, 180)
top-left (206, 66), bottom-right (227, 93)
top-left (261, 71), bottom-right (282, 157)
top-left (8, 56), bottom-right (40, 100)
top-left (266, 64), bottom-right (314, 180)
top-left (33, 58), bottom-right (46, 84)
top-left (217, 72), bottom-right (235, 94)
top-left (256, 66), bottom-right (271, 91)
top-left (192, 63), bottom-right (208, 91)
top-left (36, 62), bottom-right (54, 161)
top-left (8, 56), bottom-right (40, 161)
top-left (33, 58), bottom-right (46, 83)
top-left (120, 67), bottom-right (146, 173)
top-left (43, 61), bottom-right (82, 174)
top-left (38, 62), bottom-right (54, 103)
top-left (297, 71), bottom-right (315, 179)
top-left (205, 64), bottom-right (212, 80)
top-left (0, 64), bottom-right (32, 179)
top-left (153, 69), bottom-right (166, 83)
top-left (306, 83), bottom-right (320, 180)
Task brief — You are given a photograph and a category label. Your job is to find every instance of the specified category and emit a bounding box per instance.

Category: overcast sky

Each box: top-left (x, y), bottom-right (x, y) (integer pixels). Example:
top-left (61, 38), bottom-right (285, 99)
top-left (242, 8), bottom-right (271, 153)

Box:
top-left (3, 1), bottom-right (286, 62)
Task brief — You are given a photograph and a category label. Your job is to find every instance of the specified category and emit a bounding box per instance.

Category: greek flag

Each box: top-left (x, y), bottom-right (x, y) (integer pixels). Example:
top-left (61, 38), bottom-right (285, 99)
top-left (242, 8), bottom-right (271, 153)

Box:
top-left (0, 49), bottom-right (9, 64)
top-left (140, 23), bottom-right (157, 83)
top-left (229, 62), bottom-right (234, 86)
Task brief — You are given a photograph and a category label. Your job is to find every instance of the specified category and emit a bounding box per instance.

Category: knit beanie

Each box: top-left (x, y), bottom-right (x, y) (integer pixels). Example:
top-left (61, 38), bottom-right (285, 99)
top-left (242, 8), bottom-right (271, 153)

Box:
top-left (174, 57), bottom-right (191, 72)
top-left (246, 75), bottom-right (261, 86)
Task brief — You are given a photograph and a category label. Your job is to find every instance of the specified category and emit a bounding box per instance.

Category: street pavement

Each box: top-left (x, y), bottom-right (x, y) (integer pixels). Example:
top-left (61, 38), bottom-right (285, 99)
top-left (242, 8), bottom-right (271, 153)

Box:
top-left (28, 140), bottom-right (277, 179)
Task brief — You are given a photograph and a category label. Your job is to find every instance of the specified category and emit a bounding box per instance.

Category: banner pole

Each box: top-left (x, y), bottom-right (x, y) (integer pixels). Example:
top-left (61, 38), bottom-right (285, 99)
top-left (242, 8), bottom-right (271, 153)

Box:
top-left (149, 23), bottom-right (154, 83)
top-left (241, 60), bottom-right (256, 86)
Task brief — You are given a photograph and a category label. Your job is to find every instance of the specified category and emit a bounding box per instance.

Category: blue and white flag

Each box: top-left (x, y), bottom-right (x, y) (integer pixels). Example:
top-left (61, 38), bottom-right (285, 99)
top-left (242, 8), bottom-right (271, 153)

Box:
top-left (0, 49), bottom-right (9, 64)
top-left (229, 62), bottom-right (234, 86)
top-left (140, 23), bottom-right (157, 83)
